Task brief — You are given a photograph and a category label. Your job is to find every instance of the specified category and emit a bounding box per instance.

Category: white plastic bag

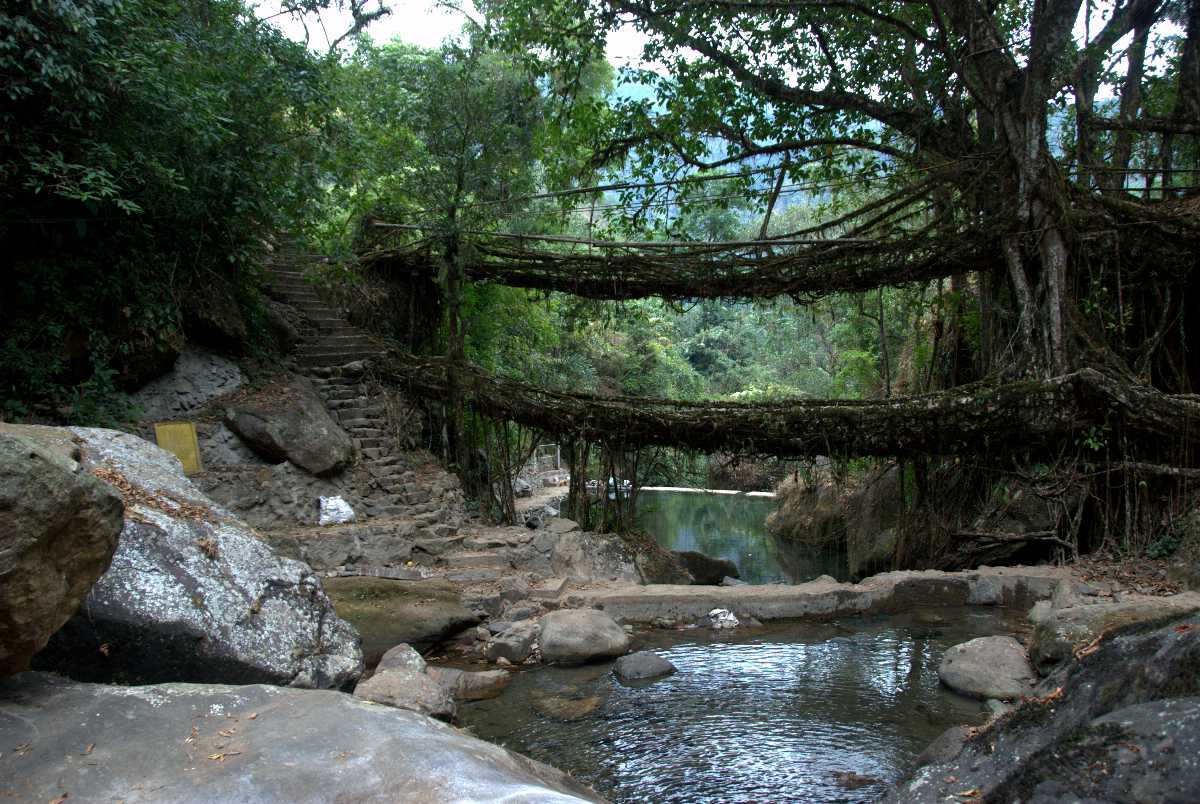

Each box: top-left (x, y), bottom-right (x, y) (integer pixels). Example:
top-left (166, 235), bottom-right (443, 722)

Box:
top-left (708, 608), bottom-right (740, 629)
top-left (318, 495), bottom-right (356, 526)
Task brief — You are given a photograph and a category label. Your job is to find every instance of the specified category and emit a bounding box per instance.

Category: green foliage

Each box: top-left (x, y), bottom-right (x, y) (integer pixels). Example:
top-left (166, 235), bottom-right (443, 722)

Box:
top-left (1, 0), bottom-right (333, 421)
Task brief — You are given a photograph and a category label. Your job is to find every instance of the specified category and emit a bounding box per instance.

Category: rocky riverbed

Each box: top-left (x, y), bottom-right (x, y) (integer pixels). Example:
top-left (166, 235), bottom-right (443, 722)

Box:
top-left (4, 418), bottom-right (1200, 803)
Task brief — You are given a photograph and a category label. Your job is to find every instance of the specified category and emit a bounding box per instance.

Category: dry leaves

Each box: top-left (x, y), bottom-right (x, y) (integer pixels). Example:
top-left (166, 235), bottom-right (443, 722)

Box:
top-left (14, 743), bottom-right (31, 756)
top-left (207, 751), bottom-right (241, 762)
top-left (81, 744), bottom-right (95, 756)
top-left (48, 795), bottom-right (68, 804)
top-left (90, 466), bottom-right (214, 523)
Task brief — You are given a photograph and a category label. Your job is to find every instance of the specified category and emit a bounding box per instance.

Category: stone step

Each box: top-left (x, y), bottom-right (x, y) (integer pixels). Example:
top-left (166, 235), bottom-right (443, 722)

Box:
top-left (445, 568), bottom-right (503, 583)
top-left (301, 352), bottom-right (384, 367)
top-left (371, 455), bottom-right (404, 467)
top-left (338, 417), bottom-right (383, 429)
top-left (327, 397), bottom-right (369, 410)
top-left (529, 577), bottom-right (570, 601)
top-left (335, 407), bottom-right (386, 420)
top-left (301, 339), bottom-right (376, 353)
top-left (442, 552), bottom-right (512, 570)
top-left (353, 437), bottom-right (387, 450)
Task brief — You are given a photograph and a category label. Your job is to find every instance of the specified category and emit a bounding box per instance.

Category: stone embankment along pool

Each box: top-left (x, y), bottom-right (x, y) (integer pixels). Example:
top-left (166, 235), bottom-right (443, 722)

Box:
top-left (564, 566), bottom-right (1067, 623)
top-left (641, 485), bottom-right (776, 498)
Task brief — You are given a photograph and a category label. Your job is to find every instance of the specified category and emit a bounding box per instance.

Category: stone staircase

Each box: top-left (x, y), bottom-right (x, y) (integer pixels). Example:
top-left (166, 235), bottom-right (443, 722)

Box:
top-left (264, 246), bottom-right (458, 524)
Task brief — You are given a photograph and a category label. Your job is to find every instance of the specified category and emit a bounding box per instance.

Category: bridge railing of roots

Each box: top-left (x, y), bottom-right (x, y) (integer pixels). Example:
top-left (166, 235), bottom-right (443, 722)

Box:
top-left (353, 189), bottom-right (1200, 533)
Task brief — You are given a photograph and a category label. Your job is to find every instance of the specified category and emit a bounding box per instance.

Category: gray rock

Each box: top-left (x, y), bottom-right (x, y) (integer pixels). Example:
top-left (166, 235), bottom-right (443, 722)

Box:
top-left (889, 616), bottom-right (1200, 803)
top-left (545, 517), bottom-right (581, 534)
top-left (131, 348), bottom-right (243, 421)
top-left (674, 550), bottom-right (740, 585)
top-left (375, 643), bottom-right (426, 674)
top-left (322, 577), bottom-right (479, 666)
top-left (197, 421), bottom-right (267, 467)
top-left (486, 621), bottom-right (538, 663)
top-left (938, 635), bottom-right (1034, 700)
top-left (0, 429), bottom-right (124, 676)
top-left (533, 695), bottom-right (602, 721)
top-left (613, 651), bottom-right (676, 682)
top-left (427, 665), bottom-right (512, 701)
top-left (194, 460), bottom-right (363, 530)
top-left (0, 672), bottom-right (601, 802)
top-left (1028, 592), bottom-right (1200, 674)
top-left (225, 375), bottom-right (353, 477)
top-left (264, 299), bottom-right (301, 354)
top-left (29, 427), bottom-right (361, 689)
top-left (539, 609), bottom-right (630, 665)
top-left (355, 657), bottom-right (455, 722)
top-left (912, 725), bottom-right (970, 769)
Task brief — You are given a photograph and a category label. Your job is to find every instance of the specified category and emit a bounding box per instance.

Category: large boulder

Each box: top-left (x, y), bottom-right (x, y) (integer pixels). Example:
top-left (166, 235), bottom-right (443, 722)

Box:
top-left (888, 614), bottom-right (1200, 803)
top-left (323, 577), bottom-right (480, 666)
top-left (539, 609), bottom-right (630, 665)
top-left (21, 426), bottom-right (362, 689)
top-left (674, 550), bottom-right (739, 585)
top-left (0, 431), bottom-right (124, 676)
top-left (937, 635), bottom-right (1035, 700)
top-left (1029, 590), bottom-right (1200, 674)
top-left (225, 375), bottom-right (353, 477)
top-left (0, 672), bottom-right (603, 803)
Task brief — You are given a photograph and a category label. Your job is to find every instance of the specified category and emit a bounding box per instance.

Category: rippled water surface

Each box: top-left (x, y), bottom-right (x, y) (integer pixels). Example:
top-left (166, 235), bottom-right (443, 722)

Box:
top-left (636, 489), bottom-right (846, 583)
top-left (459, 607), bottom-right (1029, 803)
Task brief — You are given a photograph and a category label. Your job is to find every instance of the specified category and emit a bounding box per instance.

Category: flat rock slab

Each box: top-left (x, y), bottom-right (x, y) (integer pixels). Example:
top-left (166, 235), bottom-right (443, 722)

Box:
top-left (1029, 592), bottom-right (1200, 674)
top-left (938, 635), bottom-right (1035, 700)
top-left (0, 673), bottom-right (602, 803)
top-left (564, 566), bottom-right (1067, 623)
top-left (323, 577), bottom-right (479, 666)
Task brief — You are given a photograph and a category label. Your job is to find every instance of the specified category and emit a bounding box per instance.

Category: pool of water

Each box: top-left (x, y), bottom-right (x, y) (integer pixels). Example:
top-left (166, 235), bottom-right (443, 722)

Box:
top-left (636, 489), bottom-right (846, 584)
top-left (458, 606), bottom-right (1027, 803)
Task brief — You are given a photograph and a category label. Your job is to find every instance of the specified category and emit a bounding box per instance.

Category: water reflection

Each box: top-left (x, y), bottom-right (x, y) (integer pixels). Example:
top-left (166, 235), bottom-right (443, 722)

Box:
top-left (637, 490), bottom-right (847, 583)
top-left (460, 607), bottom-right (1027, 803)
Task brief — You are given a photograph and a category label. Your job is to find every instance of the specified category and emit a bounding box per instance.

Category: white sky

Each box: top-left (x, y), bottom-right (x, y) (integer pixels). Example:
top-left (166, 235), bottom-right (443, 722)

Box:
top-left (256, 0), bottom-right (649, 64)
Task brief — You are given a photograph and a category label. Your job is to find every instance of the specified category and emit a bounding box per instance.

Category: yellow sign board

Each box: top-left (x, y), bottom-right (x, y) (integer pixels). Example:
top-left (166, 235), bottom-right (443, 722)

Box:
top-left (154, 422), bottom-right (203, 475)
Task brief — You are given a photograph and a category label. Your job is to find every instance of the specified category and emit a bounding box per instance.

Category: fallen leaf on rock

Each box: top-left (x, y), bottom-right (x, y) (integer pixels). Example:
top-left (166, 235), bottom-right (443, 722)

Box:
top-left (957, 789), bottom-right (982, 801)
top-left (247, 713), bottom-right (258, 720)
top-left (218, 728), bottom-right (236, 737)
top-left (82, 744), bottom-right (95, 756)
top-left (207, 752), bottom-right (241, 762)
top-left (1174, 624), bottom-right (1192, 633)
top-left (48, 794), bottom-right (68, 804)
top-left (14, 743), bottom-right (31, 756)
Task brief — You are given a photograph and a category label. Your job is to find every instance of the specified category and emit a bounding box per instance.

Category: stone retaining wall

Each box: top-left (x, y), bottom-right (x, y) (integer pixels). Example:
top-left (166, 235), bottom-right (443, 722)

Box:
top-left (565, 566), bottom-right (1067, 623)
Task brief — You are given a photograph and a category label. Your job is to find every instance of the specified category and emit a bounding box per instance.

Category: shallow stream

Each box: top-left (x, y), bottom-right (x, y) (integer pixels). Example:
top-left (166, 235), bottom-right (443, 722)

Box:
top-left (459, 606), bottom-right (1029, 803)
